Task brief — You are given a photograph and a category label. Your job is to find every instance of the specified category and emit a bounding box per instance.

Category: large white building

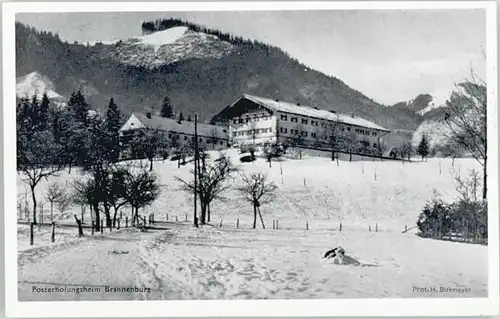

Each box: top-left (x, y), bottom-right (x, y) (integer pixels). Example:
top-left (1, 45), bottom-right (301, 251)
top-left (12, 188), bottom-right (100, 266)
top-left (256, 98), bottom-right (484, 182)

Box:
top-left (213, 94), bottom-right (391, 155)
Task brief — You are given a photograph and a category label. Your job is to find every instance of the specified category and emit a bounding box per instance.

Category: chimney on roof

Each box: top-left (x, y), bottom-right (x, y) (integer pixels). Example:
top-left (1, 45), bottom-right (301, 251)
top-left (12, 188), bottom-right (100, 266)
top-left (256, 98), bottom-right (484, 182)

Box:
top-left (146, 112), bottom-right (152, 119)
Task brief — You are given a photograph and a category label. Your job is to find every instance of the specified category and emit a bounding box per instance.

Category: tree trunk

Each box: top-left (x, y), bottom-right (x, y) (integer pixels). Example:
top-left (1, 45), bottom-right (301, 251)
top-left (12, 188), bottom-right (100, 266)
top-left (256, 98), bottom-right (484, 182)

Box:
top-left (93, 201), bottom-right (100, 231)
top-left (74, 215), bottom-right (84, 237)
top-left (253, 204), bottom-right (257, 229)
top-left (104, 205), bottom-right (111, 228)
top-left (257, 206), bottom-right (266, 229)
top-left (349, 152), bottom-right (352, 162)
top-left (149, 159), bottom-right (153, 171)
top-left (113, 207), bottom-right (118, 228)
top-left (50, 201), bottom-right (53, 222)
top-left (207, 204), bottom-right (211, 223)
top-left (30, 185), bottom-right (37, 224)
top-left (483, 156), bottom-right (487, 200)
top-left (200, 202), bottom-right (207, 224)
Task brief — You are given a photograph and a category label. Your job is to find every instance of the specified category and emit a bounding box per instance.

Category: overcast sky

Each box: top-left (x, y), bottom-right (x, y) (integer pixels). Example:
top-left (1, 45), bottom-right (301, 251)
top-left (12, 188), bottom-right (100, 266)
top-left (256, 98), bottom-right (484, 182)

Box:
top-left (16, 10), bottom-right (486, 105)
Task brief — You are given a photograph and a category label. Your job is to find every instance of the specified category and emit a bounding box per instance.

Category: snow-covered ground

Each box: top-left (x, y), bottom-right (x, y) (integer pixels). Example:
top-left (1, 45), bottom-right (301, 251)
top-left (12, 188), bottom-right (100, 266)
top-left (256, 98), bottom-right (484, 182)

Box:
top-left (17, 150), bottom-right (488, 300)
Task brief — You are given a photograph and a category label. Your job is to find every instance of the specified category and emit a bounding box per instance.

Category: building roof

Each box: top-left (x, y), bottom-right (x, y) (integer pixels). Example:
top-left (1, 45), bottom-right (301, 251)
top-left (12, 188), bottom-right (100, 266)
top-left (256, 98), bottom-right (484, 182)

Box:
top-left (120, 113), bottom-right (228, 138)
top-left (238, 94), bottom-right (390, 132)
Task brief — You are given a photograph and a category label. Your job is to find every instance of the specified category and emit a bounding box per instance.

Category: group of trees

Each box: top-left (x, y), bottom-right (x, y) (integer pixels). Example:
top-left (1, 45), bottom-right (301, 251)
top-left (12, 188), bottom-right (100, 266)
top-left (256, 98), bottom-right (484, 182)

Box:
top-left (417, 72), bottom-right (488, 242)
top-left (160, 95), bottom-right (193, 123)
top-left (177, 152), bottom-right (278, 229)
top-left (17, 91), bottom-right (160, 228)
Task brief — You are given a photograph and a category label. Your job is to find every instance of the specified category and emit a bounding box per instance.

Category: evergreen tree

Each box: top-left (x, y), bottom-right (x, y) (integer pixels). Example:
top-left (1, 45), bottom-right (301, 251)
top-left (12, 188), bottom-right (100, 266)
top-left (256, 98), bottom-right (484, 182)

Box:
top-left (417, 134), bottom-right (429, 161)
top-left (68, 91), bottom-right (90, 125)
top-left (178, 111), bottom-right (184, 123)
top-left (39, 93), bottom-right (50, 129)
top-left (104, 97), bottom-right (122, 162)
top-left (160, 96), bottom-right (175, 118)
top-left (187, 114), bottom-right (192, 122)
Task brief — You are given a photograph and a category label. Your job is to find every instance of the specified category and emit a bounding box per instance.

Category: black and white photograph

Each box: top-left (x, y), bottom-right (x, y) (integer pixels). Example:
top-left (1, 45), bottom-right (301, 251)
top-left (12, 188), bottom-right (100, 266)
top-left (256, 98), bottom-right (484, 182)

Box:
top-left (3, 1), bottom-right (499, 317)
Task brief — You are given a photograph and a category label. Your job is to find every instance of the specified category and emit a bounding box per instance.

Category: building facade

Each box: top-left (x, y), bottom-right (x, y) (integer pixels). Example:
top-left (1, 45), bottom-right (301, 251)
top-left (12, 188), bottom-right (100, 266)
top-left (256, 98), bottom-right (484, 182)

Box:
top-left (119, 113), bottom-right (230, 154)
top-left (213, 94), bottom-right (390, 154)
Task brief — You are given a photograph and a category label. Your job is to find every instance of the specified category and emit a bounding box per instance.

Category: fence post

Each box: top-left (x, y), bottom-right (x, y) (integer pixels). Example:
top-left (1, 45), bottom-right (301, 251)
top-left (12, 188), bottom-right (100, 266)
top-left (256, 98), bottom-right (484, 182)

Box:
top-left (100, 220), bottom-right (104, 234)
top-left (306, 221), bottom-right (309, 230)
top-left (176, 216), bottom-right (178, 222)
top-left (125, 216), bottom-right (128, 228)
top-left (51, 222), bottom-right (55, 243)
top-left (339, 222), bottom-right (342, 232)
top-left (236, 218), bottom-right (239, 229)
top-left (30, 222), bottom-right (34, 246)
top-left (273, 220), bottom-right (275, 230)
top-left (405, 225), bottom-right (408, 233)
top-left (120, 211), bottom-right (123, 220)
top-left (185, 214), bottom-right (187, 222)
top-left (117, 219), bottom-right (121, 230)
top-left (220, 220), bottom-right (223, 228)
top-left (276, 220), bottom-right (279, 229)
top-left (92, 221), bottom-right (95, 235)
top-left (166, 213), bottom-right (169, 221)
top-left (303, 178), bottom-right (306, 187)
top-left (375, 223), bottom-right (378, 232)
top-left (369, 225), bottom-right (371, 232)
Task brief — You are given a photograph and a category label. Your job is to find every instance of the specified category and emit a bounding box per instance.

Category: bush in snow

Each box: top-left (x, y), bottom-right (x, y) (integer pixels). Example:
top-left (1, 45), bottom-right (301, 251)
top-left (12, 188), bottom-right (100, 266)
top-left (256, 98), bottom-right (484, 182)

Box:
top-left (417, 170), bottom-right (488, 244)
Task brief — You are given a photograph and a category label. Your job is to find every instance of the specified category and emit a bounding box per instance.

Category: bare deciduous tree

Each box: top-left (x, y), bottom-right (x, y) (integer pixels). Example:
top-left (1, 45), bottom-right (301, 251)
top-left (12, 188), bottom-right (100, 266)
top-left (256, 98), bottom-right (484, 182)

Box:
top-left (45, 182), bottom-right (65, 221)
top-left (18, 130), bottom-right (62, 224)
top-left (176, 154), bottom-right (237, 224)
top-left (441, 72), bottom-right (487, 199)
top-left (55, 193), bottom-right (73, 219)
top-left (237, 173), bottom-right (278, 229)
top-left (123, 168), bottom-right (160, 225)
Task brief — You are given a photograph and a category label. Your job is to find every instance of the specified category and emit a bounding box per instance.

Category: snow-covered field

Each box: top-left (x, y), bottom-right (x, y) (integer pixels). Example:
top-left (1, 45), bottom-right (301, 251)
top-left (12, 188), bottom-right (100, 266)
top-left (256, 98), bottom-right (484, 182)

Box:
top-left (16, 150), bottom-right (488, 300)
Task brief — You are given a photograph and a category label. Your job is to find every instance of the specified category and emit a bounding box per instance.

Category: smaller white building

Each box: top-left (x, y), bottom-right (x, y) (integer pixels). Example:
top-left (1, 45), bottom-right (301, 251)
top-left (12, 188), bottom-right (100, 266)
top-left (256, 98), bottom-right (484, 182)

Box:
top-left (119, 113), bottom-right (229, 150)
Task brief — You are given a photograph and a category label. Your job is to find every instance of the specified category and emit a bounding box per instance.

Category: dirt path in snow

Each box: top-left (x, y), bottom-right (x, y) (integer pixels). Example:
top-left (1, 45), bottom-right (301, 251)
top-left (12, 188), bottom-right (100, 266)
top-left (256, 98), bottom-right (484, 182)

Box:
top-left (18, 228), bottom-right (175, 301)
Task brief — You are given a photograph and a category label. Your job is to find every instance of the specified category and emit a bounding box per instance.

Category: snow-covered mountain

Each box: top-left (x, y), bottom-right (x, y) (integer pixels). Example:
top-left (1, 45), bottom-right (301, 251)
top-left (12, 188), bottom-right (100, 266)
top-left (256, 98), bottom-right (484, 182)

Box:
top-left (416, 88), bottom-right (453, 116)
top-left (96, 26), bottom-right (235, 69)
top-left (16, 71), bottom-right (65, 101)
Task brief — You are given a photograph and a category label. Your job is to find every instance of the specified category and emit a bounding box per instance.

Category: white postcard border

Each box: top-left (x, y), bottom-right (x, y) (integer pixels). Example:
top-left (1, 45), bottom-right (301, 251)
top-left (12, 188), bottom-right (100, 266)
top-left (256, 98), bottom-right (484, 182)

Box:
top-left (3, 1), bottom-right (499, 317)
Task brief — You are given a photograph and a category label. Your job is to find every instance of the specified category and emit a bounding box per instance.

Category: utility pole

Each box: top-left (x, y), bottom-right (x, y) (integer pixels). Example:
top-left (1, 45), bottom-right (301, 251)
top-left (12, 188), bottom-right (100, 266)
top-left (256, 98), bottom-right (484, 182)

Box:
top-left (193, 114), bottom-right (199, 228)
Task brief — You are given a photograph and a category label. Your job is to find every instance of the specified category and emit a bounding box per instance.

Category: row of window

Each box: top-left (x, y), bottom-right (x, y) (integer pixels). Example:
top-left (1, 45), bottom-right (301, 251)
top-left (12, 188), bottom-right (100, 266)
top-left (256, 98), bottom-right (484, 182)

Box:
top-left (233, 127), bottom-right (273, 137)
top-left (279, 114), bottom-right (377, 137)
top-left (233, 113), bottom-right (271, 124)
top-left (167, 133), bottom-right (225, 145)
top-left (280, 126), bottom-right (378, 138)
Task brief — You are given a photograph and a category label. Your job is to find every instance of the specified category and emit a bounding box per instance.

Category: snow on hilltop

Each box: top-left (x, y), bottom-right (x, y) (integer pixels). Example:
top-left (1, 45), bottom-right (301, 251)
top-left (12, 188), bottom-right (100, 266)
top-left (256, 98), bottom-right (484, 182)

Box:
top-left (416, 88), bottom-right (453, 116)
top-left (16, 72), bottom-right (65, 101)
top-left (136, 26), bottom-right (189, 46)
top-left (99, 26), bottom-right (235, 69)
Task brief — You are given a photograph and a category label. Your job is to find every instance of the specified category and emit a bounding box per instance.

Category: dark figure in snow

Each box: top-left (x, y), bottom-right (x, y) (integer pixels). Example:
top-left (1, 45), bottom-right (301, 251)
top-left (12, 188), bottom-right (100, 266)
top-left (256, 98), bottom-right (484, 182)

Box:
top-left (324, 246), bottom-right (345, 259)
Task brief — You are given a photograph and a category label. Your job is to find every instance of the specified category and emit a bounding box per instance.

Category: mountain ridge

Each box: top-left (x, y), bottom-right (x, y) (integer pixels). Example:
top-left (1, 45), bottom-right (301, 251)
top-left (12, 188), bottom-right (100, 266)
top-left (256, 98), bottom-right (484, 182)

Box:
top-left (16, 20), bottom-right (426, 137)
